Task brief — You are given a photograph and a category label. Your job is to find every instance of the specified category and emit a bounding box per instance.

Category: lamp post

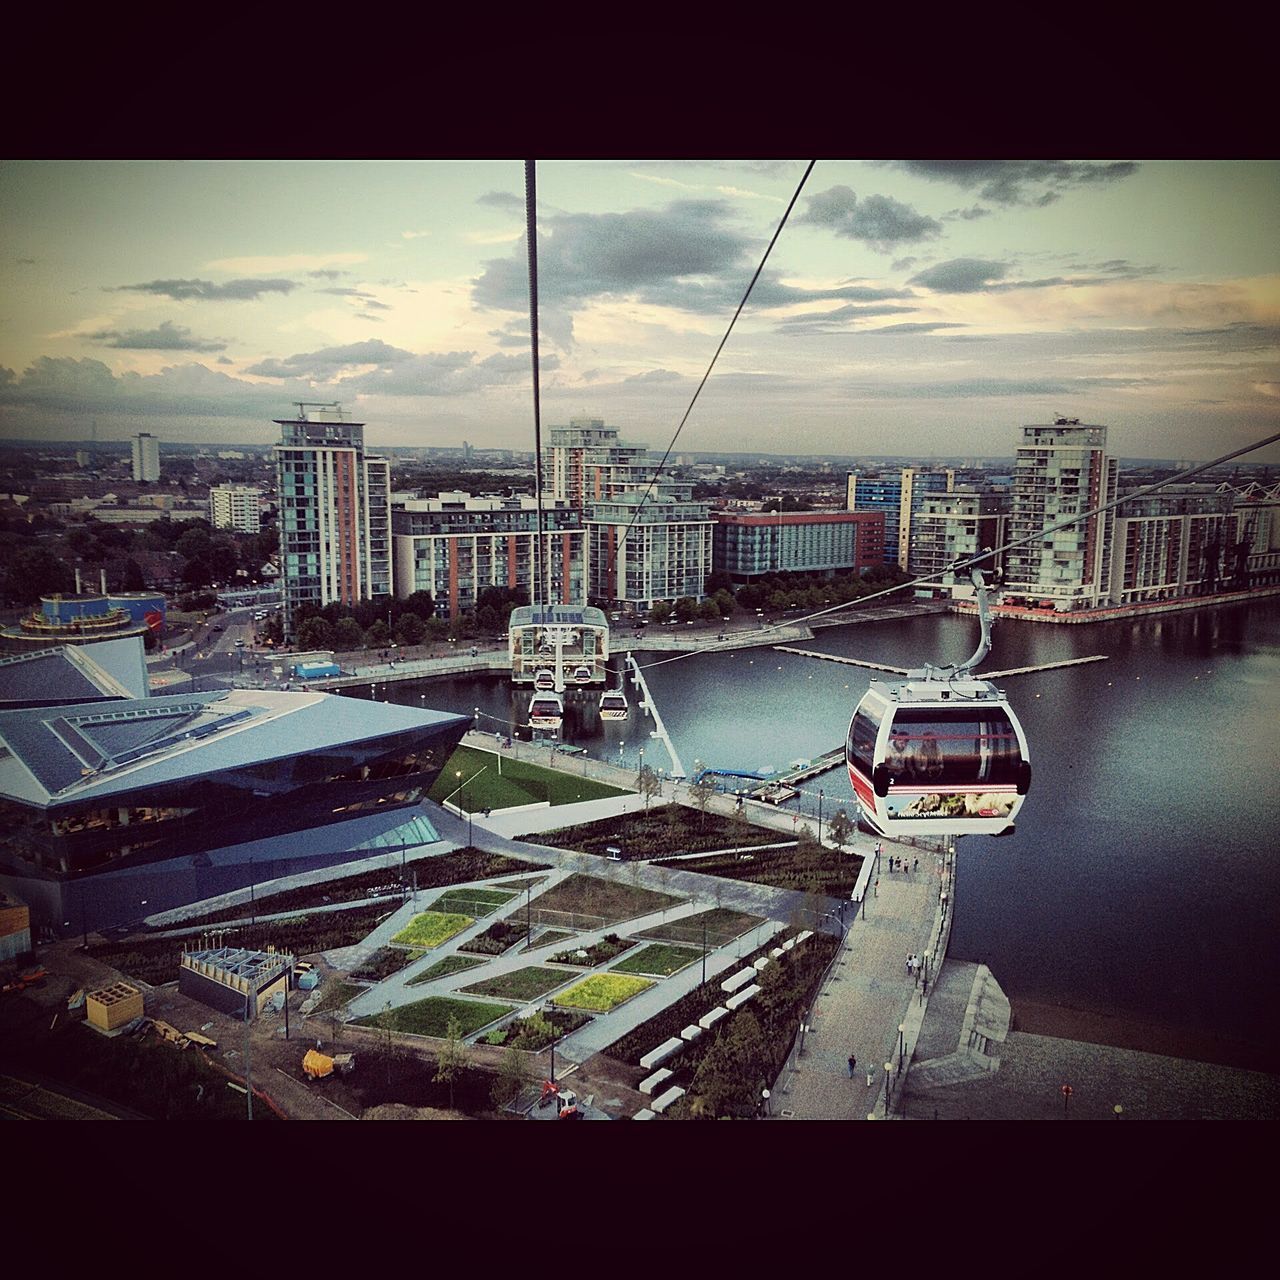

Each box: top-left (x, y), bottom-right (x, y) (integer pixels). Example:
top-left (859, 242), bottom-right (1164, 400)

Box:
top-left (1113, 1103), bottom-right (1124, 1121)
top-left (921, 950), bottom-right (930, 994)
top-left (760, 1087), bottom-right (770, 1118)
top-left (897, 1022), bottom-right (906, 1072)
top-left (526, 885), bottom-right (531, 948)
top-left (818, 788), bottom-right (824, 845)
top-left (883, 1062), bottom-right (893, 1116)
top-left (701, 915), bottom-right (707, 987)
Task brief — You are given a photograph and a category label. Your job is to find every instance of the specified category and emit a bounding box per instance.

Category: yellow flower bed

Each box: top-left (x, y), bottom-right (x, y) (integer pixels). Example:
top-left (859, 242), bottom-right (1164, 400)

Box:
top-left (556, 973), bottom-right (654, 1011)
top-left (391, 912), bottom-right (474, 949)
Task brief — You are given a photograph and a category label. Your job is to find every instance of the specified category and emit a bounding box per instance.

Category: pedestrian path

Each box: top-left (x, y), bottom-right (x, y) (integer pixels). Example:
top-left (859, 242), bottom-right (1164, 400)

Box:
top-left (770, 852), bottom-right (946, 1120)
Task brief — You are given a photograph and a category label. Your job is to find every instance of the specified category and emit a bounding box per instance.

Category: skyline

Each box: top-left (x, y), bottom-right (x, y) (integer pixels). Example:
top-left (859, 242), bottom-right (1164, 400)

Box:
top-left (2, 159), bottom-right (1278, 464)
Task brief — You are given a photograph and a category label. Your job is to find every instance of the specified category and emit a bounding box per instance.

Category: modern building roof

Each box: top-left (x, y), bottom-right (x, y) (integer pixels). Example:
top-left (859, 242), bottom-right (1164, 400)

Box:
top-left (0, 687), bottom-right (468, 810)
top-left (0, 644), bottom-right (137, 708)
top-left (508, 604), bottom-right (608, 628)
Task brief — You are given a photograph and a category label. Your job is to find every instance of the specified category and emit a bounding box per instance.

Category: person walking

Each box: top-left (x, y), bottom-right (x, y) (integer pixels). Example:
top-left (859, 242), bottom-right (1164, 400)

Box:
top-left (848, 1053), bottom-right (857, 1078)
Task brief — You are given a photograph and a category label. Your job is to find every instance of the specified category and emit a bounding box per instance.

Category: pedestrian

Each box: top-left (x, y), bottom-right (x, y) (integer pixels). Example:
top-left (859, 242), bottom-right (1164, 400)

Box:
top-left (848, 1053), bottom-right (857, 1078)
top-left (905, 953), bottom-right (912, 975)
top-left (866, 1067), bottom-right (874, 1087)
top-left (913, 857), bottom-right (919, 874)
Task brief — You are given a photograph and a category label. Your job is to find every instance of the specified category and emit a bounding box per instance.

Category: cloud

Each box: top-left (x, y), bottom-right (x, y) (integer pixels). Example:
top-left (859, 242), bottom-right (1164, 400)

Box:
top-left (205, 253), bottom-right (365, 274)
top-left (477, 191), bottom-right (524, 214)
top-left (862, 322), bottom-right (968, 334)
top-left (319, 287), bottom-right (374, 298)
top-left (82, 320), bottom-right (227, 352)
top-left (401, 229), bottom-right (431, 239)
top-left (363, 299), bottom-right (391, 311)
top-left (112, 277), bottom-right (298, 301)
top-left (473, 198), bottom-right (916, 346)
top-left (798, 186), bottom-right (942, 251)
top-left (775, 303), bottom-right (920, 334)
top-left (893, 160), bottom-right (1140, 206)
top-left (308, 269), bottom-right (346, 280)
top-left (908, 259), bottom-right (1009, 292)
top-left (623, 368), bottom-right (685, 384)
top-left (345, 350), bottom-right (558, 397)
top-left (244, 339), bottom-right (415, 379)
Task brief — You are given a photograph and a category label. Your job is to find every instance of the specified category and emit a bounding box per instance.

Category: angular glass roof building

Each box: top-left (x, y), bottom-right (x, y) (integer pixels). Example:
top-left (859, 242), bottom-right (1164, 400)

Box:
top-left (0, 687), bottom-right (470, 935)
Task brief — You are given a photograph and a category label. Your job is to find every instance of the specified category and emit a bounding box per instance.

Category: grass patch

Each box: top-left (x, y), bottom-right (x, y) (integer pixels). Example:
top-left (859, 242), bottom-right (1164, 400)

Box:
top-left (430, 744), bottom-right (630, 812)
top-left (407, 955), bottom-right (487, 986)
top-left (355, 996), bottom-right (514, 1038)
top-left (431, 887), bottom-right (516, 916)
top-left (612, 944), bottom-right (700, 977)
top-left (311, 980), bottom-right (365, 1013)
top-left (555, 973), bottom-right (653, 1012)
top-left (391, 912), bottom-right (473, 949)
top-left (460, 967), bottom-right (568, 1002)
top-left (636, 908), bottom-right (765, 948)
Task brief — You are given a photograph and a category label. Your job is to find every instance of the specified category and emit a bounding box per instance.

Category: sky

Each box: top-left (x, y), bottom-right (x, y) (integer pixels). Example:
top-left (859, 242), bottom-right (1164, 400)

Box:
top-left (1, 159), bottom-right (1278, 464)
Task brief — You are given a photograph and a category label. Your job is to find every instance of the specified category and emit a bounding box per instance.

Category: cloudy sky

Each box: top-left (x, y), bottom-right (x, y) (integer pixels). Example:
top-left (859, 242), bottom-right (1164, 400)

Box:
top-left (2, 159), bottom-right (1277, 462)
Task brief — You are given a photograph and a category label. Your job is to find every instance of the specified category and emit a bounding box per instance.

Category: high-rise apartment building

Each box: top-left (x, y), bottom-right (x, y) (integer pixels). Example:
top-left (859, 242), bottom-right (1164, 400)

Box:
top-left (131, 432), bottom-right (160, 483)
top-left (548, 416), bottom-right (667, 505)
top-left (209, 484), bottom-right (262, 534)
top-left (587, 493), bottom-right (714, 609)
top-left (909, 490), bottom-right (1008, 586)
top-left (1004, 419), bottom-right (1118, 610)
top-left (274, 408), bottom-right (391, 641)
top-left (392, 492), bottom-right (586, 619)
top-left (713, 511), bottom-right (883, 582)
top-left (846, 467), bottom-right (953, 565)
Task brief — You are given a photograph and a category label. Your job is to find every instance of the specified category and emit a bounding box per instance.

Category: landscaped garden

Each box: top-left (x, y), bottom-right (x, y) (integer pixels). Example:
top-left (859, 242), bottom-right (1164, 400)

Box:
top-left (525, 929), bottom-right (576, 950)
top-left (459, 918), bottom-right (530, 955)
top-left (430, 745), bottom-right (630, 812)
top-left (480, 1007), bottom-right (589, 1050)
top-left (654, 841), bottom-right (863, 897)
top-left (529, 874), bottom-right (683, 931)
top-left (611, 944), bottom-right (700, 977)
top-left (407, 954), bottom-right (487, 986)
top-left (430, 887), bottom-right (517, 917)
top-left (554, 973), bottom-right (653, 1012)
top-left (349, 947), bottom-right (427, 982)
top-left (520, 805), bottom-right (783, 860)
top-left (355, 995), bottom-right (515, 1038)
top-left (391, 912), bottom-right (474, 949)
top-left (311, 980), bottom-right (365, 1013)
top-left (550, 933), bottom-right (632, 967)
top-left (635, 908), bottom-right (764, 948)
top-left (164, 847), bottom-right (550, 928)
top-left (459, 967), bottom-right (568, 1002)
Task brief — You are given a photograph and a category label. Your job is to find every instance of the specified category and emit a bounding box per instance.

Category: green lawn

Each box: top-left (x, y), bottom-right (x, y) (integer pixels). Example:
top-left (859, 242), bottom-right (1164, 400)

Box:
top-left (391, 912), bottom-right (474, 948)
top-left (407, 955), bottom-right (487, 986)
top-left (526, 928), bottom-right (576, 950)
top-left (311, 980), bottom-right (364, 1013)
top-left (429, 745), bottom-right (631, 812)
top-left (460, 967), bottom-right (568, 1001)
top-left (611, 944), bottom-right (701, 977)
top-left (355, 996), bottom-right (515, 1038)
top-left (431, 887), bottom-right (517, 917)
top-left (555, 973), bottom-right (653, 1012)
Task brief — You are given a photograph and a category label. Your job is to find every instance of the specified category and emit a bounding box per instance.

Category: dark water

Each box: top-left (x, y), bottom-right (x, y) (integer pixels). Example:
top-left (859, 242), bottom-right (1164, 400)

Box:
top-left (361, 600), bottom-right (1280, 1059)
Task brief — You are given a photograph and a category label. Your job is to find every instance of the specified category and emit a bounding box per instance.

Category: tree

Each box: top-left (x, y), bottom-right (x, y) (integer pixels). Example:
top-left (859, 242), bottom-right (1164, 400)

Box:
top-left (434, 1015), bottom-right (467, 1111)
top-left (296, 616), bottom-right (333, 650)
top-left (396, 611), bottom-right (425, 646)
top-left (828, 809), bottom-right (855, 853)
top-left (491, 1043), bottom-right (533, 1113)
top-left (121, 556), bottom-right (147, 591)
top-left (674, 595), bottom-right (697, 623)
top-left (332, 616), bottom-right (365, 651)
top-left (636, 764), bottom-right (662, 812)
top-left (181, 557), bottom-right (212, 589)
top-left (650, 600), bottom-right (672, 625)
top-left (690, 775), bottom-right (716, 829)
top-left (697, 599), bottom-right (720, 623)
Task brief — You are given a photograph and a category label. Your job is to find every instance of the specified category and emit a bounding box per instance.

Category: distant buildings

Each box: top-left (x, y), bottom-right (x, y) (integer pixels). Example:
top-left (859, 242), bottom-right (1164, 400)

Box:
top-left (845, 467), bottom-right (954, 566)
top-left (274, 408), bottom-right (392, 641)
top-left (209, 484), bottom-right (262, 534)
top-left (908, 491), bottom-right (1008, 587)
top-left (587, 493), bottom-right (714, 608)
top-left (1004, 420), bottom-right (1118, 610)
top-left (393, 492), bottom-right (586, 619)
top-left (713, 511), bottom-right (883, 583)
top-left (131, 432), bottom-right (160, 483)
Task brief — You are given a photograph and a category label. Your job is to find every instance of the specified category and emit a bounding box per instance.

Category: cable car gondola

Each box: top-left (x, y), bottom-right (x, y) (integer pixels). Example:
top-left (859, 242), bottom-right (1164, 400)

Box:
top-left (534, 668), bottom-right (556, 691)
top-left (572, 664), bottom-right (594, 684)
top-left (845, 566), bottom-right (1031, 838)
top-left (529, 691), bottom-right (564, 730)
top-left (599, 687), bottom-right (629, 721)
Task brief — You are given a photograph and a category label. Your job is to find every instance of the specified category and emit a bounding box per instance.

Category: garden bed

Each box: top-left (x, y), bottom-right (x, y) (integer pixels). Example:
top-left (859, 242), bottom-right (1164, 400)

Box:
top-left (459, 918), bottom-right (530, 955)
top-left (407, 955), bottom-right (487, 986)
top-left (391, 912), bottom-right (474, 949)
top-left (519, 806), bottom-right (782, 860)
top-left (349, 947), bottom-right (428, 982)
top-left (551, 933), bottom-right (631, 967)
top-left (554, 973), bottom-right (653, 1012)
top-left (635, 908), bottom-right (764, 948)
top-left (460, 967), bottom-right (568, 1002)
top-left (653, 844), bottom-right (863, 897)
top-left (480, 1007), bottom-right (589, 1051)
top-left (611, 944), bottom-right (700, 977)
top-left (355, 995), bottom-right (515, 1038)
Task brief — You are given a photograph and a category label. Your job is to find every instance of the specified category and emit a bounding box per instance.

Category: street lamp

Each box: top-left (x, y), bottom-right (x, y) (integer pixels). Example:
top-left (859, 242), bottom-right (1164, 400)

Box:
top-left (1114, 1104), bottom-right (1125, 1120)
top-left (897, 1022), bottom-right (906, 1071)
top-left (760, 1088), bottom-right (770, 1118)
top-left (818, 788), bottom-right (824, 844)
top-left (883, 1062), bottom-right (893, 1115)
